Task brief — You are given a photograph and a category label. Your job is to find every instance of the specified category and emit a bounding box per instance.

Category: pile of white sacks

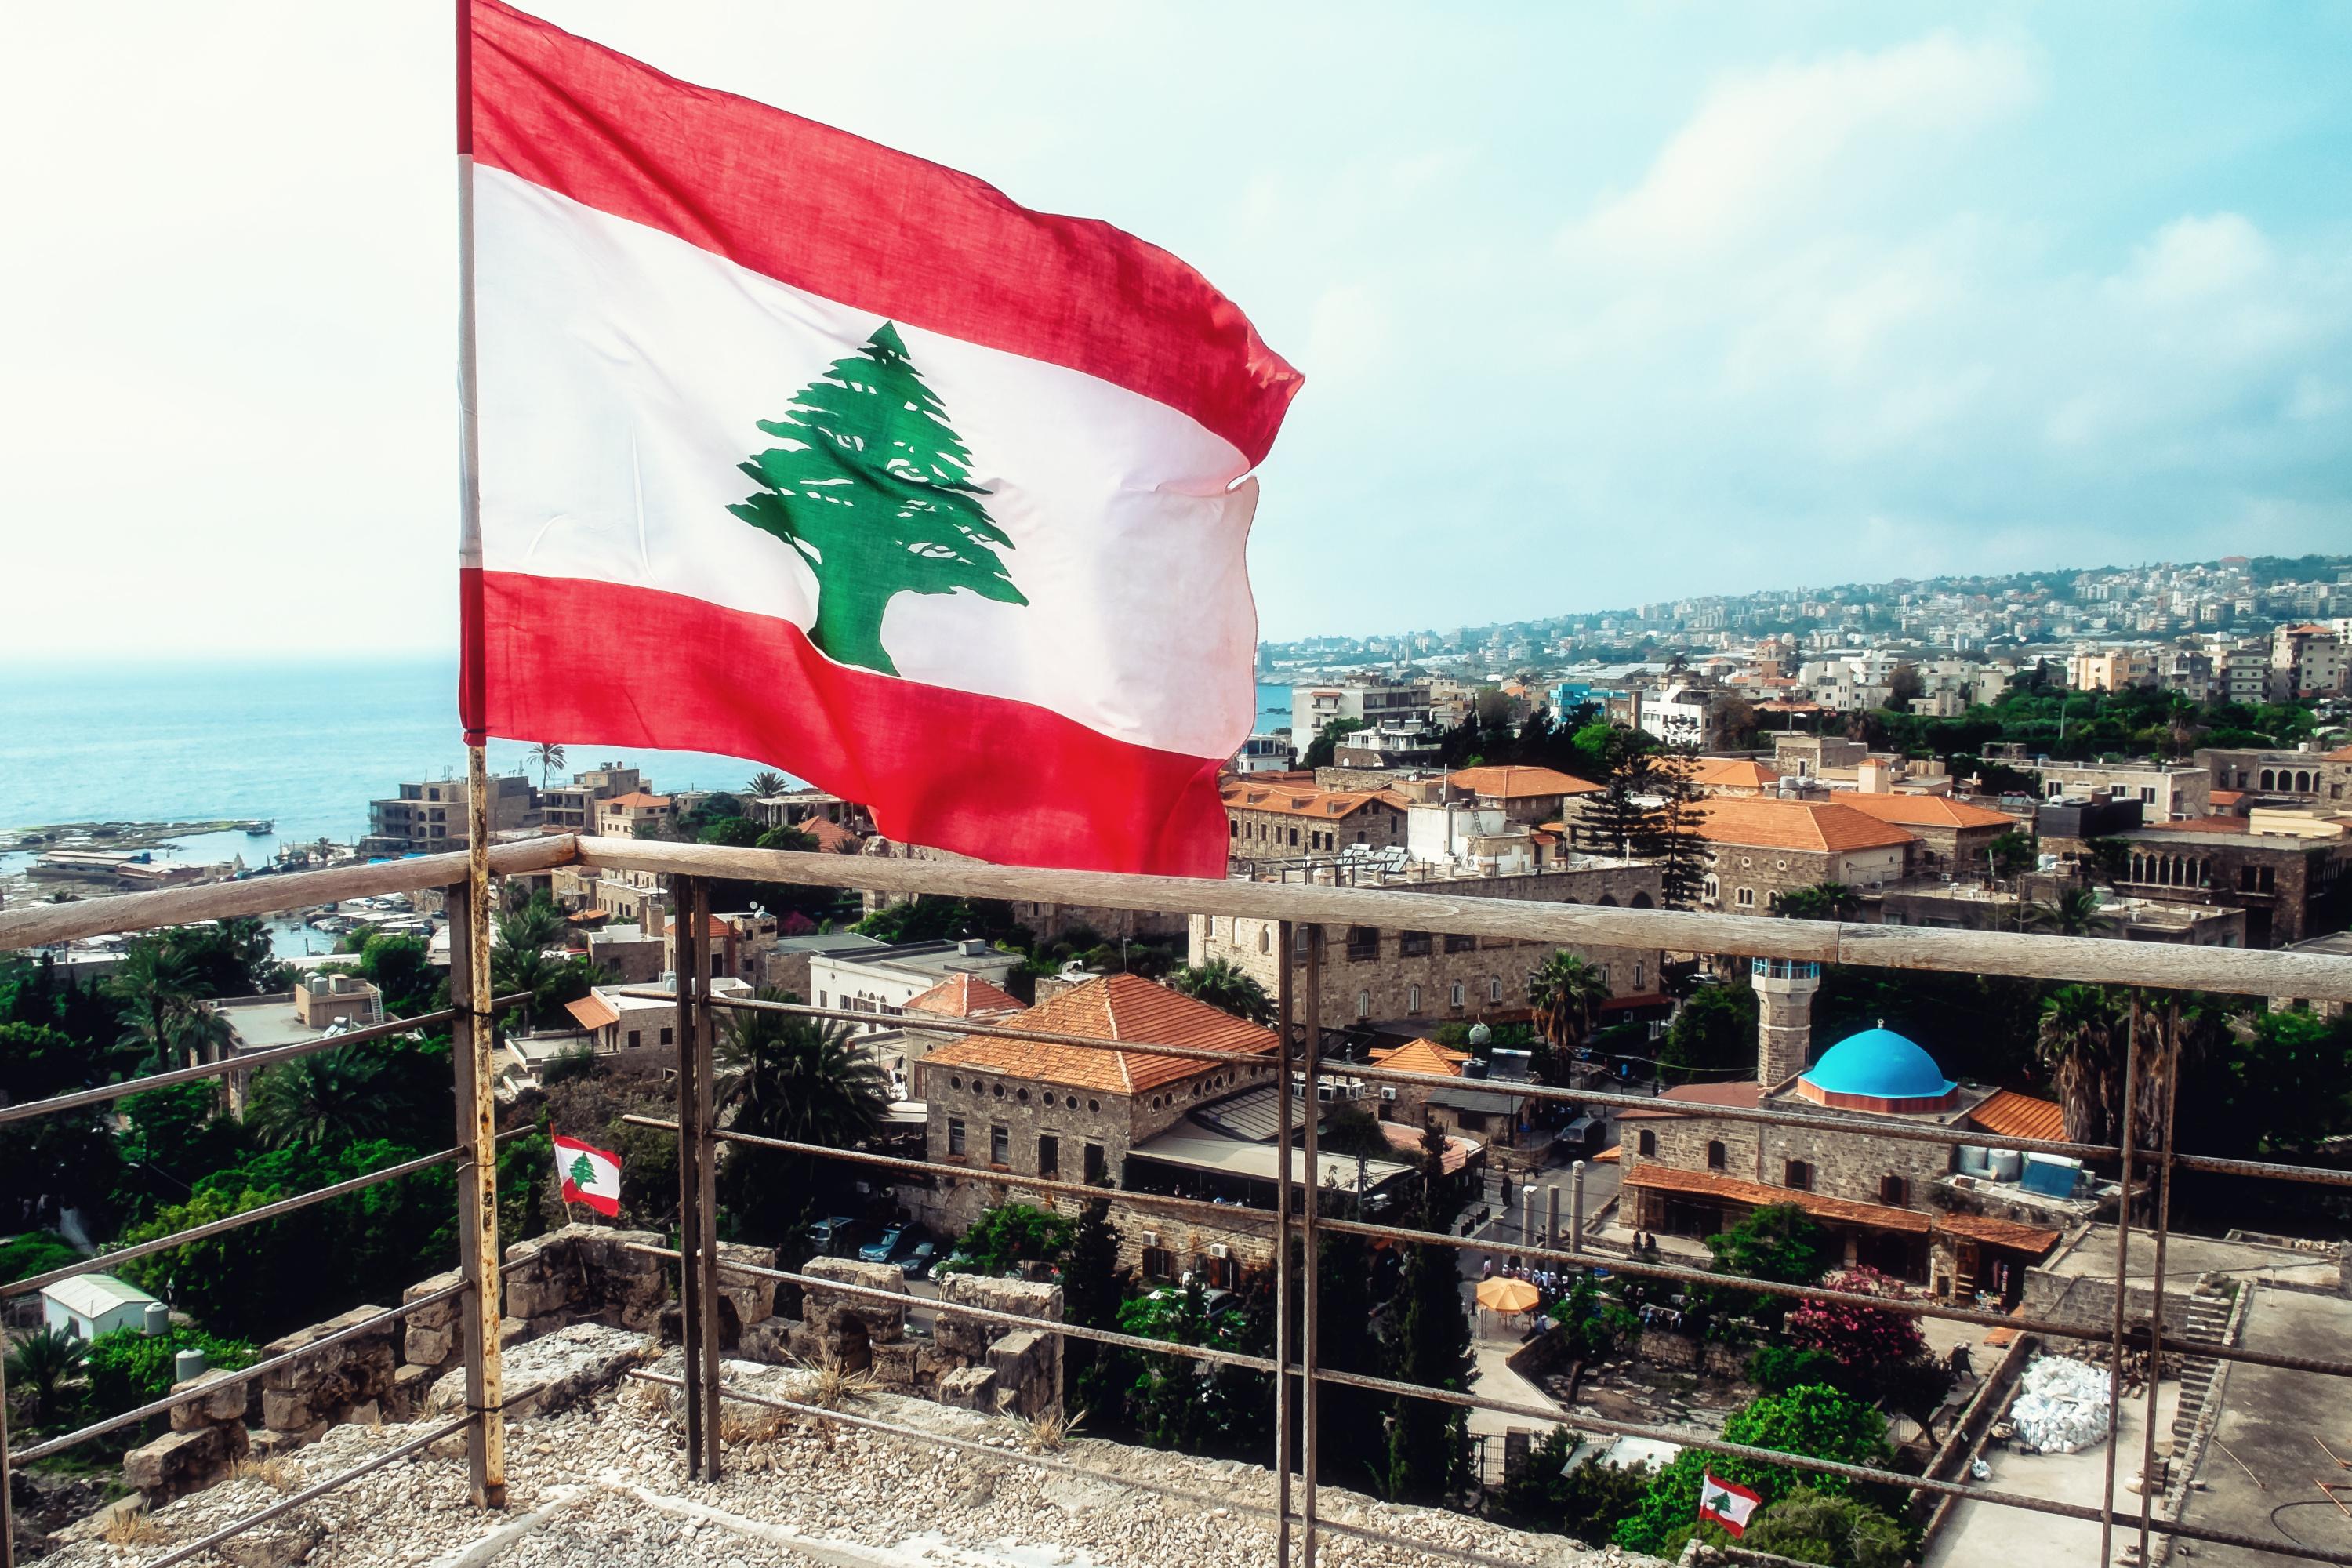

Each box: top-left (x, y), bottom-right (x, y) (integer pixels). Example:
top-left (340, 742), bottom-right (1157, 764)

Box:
top-left (2010, 1355), bottom-right (2114, 1454)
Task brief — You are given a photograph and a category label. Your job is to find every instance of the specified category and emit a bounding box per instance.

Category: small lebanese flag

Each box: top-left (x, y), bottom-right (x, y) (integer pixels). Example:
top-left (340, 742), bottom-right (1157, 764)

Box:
top-left (459, 2), bottom-right (1301, 877)
top-left (553, 1134), bottom-right (622, 1217)
top-left (1697, 1473), bottom-right (1762, 1537)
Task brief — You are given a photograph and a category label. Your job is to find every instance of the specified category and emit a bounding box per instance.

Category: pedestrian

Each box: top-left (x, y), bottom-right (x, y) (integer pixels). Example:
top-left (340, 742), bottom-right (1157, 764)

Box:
top-left (1482, 1256), bottom-right (1494, 1281)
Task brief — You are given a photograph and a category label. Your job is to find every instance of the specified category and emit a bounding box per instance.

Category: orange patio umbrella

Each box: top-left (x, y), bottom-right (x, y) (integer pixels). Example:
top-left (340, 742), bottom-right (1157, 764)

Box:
top-left (1475, 1277), bottom-right (1541, 1316)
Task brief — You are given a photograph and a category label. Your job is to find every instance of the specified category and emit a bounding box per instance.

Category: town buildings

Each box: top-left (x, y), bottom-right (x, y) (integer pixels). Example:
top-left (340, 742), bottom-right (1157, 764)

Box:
top-left (2035, 761), bottom-right (2210, 822)
top-left (1686, 799), bottom-right (1917, 913)
top-left (1222, 780), bottom-right (1411, 863)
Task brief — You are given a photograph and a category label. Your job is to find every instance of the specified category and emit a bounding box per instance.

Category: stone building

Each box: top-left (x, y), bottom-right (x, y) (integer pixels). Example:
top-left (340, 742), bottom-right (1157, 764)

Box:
top-left (1188, 860), bottom-right (1670, 1034)
top-left (1617, 960), bottom-right (2084, 1305)
top-left (857, 836), bottom-right (1187, 943)
top-left (1222, 779), bottom-right (1412, 863)
top-left (2196, 744), bottom-right (2352, 808)
top-left (2034, 760), bottom-right (2211, 822)
top-left (2114, 816), bottom-right (2352, 947)
top-left (1445, 764), bottom-right (1603, 826)
top-left (1686, 798), bottom-right (1917, 913)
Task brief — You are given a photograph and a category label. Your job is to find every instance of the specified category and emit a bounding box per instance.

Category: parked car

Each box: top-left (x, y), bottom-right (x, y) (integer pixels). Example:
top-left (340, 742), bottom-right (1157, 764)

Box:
top-left (858, 1225), bottom-right (908, 1265)
top-left (898, 1241), bottom-right (937, 1279)
top-left (806, 1215), bottom-right (858, 1254)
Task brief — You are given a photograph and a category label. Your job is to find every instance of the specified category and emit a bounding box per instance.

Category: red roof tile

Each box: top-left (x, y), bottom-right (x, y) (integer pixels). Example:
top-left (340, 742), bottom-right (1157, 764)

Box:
top-left (1619, 1082), bottom-right (1764, 1120)
top-left (904, 972), bottom-right (1023, 1019)
top-left (1965, 1089), bottom-right (2065, 1143)
top-left (1686, 798), bottom-right (1918, 853)
top-left (1837, 794), bottom-right (2021, 830)
top-left (920, 973), bottom-right (1276, 1095)
top-left (1449, 765), bottom-right (1602, 799)
top-left (1221, 782), bottom-right (1411, 820)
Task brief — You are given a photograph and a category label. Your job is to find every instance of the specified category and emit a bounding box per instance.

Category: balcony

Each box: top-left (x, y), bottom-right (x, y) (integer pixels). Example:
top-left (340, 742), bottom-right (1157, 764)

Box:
top-left (3, 835), bottom-right (2350, 1568)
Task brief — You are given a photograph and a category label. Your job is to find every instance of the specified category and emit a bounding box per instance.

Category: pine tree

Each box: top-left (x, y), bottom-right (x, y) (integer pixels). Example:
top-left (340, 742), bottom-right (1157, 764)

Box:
top-left (729, 322), bottom-right (1028, 676)
top-left (1641, 748), bottom-right (1712, 910)
top-left (1380, 1236), bottom-right (1473, 1504)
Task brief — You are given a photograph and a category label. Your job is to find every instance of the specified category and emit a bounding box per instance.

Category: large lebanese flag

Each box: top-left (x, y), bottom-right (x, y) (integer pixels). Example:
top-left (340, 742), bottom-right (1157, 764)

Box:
top-left (459, 2), bottom-right (1300, 877)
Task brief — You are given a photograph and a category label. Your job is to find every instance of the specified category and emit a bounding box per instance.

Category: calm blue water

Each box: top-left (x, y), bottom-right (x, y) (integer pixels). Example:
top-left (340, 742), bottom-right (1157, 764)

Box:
top-left (0, 662), bottom-right (1299, 847)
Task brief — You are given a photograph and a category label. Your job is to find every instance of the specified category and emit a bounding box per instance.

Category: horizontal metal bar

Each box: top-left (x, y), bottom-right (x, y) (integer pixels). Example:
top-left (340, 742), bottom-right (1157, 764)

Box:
top-left (0, 835), bottom-right (579, 950)
top-left (2, 1127), bottom-right (527, 1301)
top-left (0, 993), bottom-right (528, 1131)
top-left (575, 836), bottom-right (2352, 1003)
top-left (648, 992), bottom-right (2132, 1166)
top-left (618, 1116), bottom-right (1280, 1232)
top-left (11, 1284), bottom-right (466, 1464)
top-left (622, 1243), bottom-right (1278, 1374)
top-left (1310, 1363), bottom-right (2339, 1566)
top-left (625, 1369), bottom-right (1534, 1568)
top-left (1316, 1215), bottom-right (2352, 1381)
top-left (139, 1410), bottom-right (476, 1568)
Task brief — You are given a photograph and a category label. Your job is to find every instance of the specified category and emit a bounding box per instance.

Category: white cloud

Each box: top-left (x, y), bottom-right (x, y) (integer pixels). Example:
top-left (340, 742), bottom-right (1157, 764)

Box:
top-left (1562, 32), bottom-right (2038, 265)
top-left (2111, 212), bottom-right (2274, 307)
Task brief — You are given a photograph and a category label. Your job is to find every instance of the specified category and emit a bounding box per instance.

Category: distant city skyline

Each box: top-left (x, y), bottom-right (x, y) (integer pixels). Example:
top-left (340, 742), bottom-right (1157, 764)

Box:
top-left (9, 2), bottom-right (2350, 657)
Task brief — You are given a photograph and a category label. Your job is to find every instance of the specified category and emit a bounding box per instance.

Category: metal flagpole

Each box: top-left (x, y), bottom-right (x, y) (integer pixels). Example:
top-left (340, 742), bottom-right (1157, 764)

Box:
top-left (455, 0), bottom-right (506, 1509)
top-left (1273, 922), bottom-right (1295, 1568)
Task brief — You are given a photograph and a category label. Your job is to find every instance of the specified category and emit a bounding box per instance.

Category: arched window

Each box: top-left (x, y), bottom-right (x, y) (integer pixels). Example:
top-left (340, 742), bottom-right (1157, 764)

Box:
top-left (1637, 1130), bottom-right (1657, 1156)
top-left (1356, 990), bottom-right (1371, 1019)
top-left (1706, 1140), bottom-right (1726, 1171)
top-left (2262, 769), bottom-right (2277, 789)
top-left (1407, 984), bottom-right (1423, 1014)
top-left (1630, 891), bottom-right (1654, 909)
top-left (1258, 926), bottom-right (1271, 954)
top-left (2297, 771), bottom-right (2313, 793)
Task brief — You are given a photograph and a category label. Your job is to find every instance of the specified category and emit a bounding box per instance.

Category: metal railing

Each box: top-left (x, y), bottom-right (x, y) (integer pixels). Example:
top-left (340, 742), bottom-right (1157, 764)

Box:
top-left (0, 833), bottom-right (2347, 1568)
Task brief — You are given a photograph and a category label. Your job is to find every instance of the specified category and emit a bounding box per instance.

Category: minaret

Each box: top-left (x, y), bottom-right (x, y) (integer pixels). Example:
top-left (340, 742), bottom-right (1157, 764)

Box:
top-left (1751, 956), bottom-right (1821, 1087)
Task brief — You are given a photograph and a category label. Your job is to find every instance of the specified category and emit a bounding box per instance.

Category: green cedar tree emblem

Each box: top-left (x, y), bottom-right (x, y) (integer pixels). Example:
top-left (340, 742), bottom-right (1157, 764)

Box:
top-left (729, 321), bottom-right (1027, 677)
top-left (567, 1152), bottom-right (597, 1189)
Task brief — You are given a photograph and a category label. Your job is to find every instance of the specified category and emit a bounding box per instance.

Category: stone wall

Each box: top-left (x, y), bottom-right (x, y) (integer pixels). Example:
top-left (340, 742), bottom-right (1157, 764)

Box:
top-left (776, 1258), bottom-right (1064, 1421)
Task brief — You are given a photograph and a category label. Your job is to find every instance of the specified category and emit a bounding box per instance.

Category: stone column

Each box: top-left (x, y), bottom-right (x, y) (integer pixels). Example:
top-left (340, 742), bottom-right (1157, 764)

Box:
top-left (1545, 1185), bottom-right (1561, 1250)
top-left (1570, 1161), bottom-right (1586, 1257)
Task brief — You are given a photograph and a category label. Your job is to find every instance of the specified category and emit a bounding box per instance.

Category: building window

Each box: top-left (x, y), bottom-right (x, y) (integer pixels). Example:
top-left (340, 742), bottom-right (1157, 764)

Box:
top-left (1633, 961), bottom-right (1644, 990)
top-left (947, 1119), bottom-right (966, 1155)
top-left (1258, 927), bottom-right (1271, 953)
top-left (1707, 1140), bottom-right (1726, 1171)
top-left (1880, 1174), bottom-right (1907, 1207)
top-left (1637, 1130), bottom-right (1657, 1156)
top-left (1088, 1099), bottom-right (1101, 1113)
top-left (1347, 926), bottom-right (1380, 961)
top-left (990, 1125), bottom-right (1010, 1164)
top-left (1445, 934), bottom-right (1476, 953)
top-left (1356, 990), bottom-right (1371, 1019)
top-left (1490, 978), bottom-right (1504, 1003)
top-left (1450, 982), bottom-right (1465, 1009)
top-left (1399, 931), bottom-right (1432, 956)
top-left (1084, 1143), bottom-right (1106, 1183)
top-left (1784, 1160), bottom-right (1811, 1191)
top-left (626, 1029), bottom-right (641, 1050)
top-left (1407, 985), bottom-right (1422, 1015)
top-left (1039, 1135), bottom-right (1058, 1178)
top-left (1737, 887), bottom-right (1755, 907)
top-left (1142, 1246), bottom-right (1177, 1281)
top-left (659, 1026), bottom-right (673, 1046)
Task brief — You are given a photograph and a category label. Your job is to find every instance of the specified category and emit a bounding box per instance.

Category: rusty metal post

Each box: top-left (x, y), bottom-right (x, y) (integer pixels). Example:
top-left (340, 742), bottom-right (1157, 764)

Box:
top-left (1273, 920), bottom-right (1295, 1568)
top-left (1300, 924), bottom-right (1323, 1568)
top-left (2100, 1003), bottom-right (2142, 1567)
top-left (2139, 1003), bottom-right (2181, 1564)
top-left (2, 1348), bottom-right (16, 1568)
top-left (673, 877), bottom-right (723, 1482)
top-left (447, 871), bottom-right (506, 1508)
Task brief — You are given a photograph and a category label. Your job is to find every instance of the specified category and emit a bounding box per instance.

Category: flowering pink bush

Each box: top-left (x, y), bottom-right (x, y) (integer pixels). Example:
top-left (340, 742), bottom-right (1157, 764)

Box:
top-left (1784, 1267), bottom-right (1925, 1369)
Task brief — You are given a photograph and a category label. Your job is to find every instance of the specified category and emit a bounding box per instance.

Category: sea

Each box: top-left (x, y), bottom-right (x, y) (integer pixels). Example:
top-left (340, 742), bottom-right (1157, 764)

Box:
top-left (0, 659), bottom-right (1291, 954)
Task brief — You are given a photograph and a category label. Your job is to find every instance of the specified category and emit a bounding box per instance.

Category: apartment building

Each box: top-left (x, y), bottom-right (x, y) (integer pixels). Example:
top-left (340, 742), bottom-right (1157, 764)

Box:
top-left (1690, 799), bottom-right (1918, 913)
top-left (2273, 624), bottom-right (2347, 699)
top-left (361, 774), bottom-right (533, 856)
top-left (1223, 781), bottom-right (1411, 862)
top-left (2036, 761), bottom-right (2210, 822)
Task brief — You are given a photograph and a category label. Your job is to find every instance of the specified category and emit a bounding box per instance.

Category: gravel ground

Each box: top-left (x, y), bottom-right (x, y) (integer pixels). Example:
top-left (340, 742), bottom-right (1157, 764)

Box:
top-left (45, 1343), bottom-right (1656, 1568)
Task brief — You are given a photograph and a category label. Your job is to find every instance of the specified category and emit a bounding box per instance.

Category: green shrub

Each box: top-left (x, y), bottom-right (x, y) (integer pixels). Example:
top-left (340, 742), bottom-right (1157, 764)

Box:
top-left (0, 1231), bottom-right (82, 1284)
top-left (84, 1325), bottom-right (257, 1421)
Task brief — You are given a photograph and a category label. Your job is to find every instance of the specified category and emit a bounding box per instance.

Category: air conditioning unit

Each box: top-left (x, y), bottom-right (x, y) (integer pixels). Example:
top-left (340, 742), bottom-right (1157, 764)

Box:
top-left (1210, 1244), bottom-right (1232, 1261)
top-left (1141, 1231), bottom-right (1162, 1247)
top-left (1380, 1086), bottom-right (1399, 1101)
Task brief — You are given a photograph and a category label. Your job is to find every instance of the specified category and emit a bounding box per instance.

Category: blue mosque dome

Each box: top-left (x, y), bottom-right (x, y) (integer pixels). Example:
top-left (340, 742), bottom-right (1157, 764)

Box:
top-left (1798, 1027), bottom-right (1955, 1109)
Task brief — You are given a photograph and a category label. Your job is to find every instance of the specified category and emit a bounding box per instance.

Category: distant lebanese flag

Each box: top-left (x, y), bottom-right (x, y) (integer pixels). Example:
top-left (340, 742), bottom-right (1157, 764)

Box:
top-left (459, 1), bottom-right (1301, 877)
top-left (1697, 1472), bottom-right (1762, 1537)
top-left (552, 1134), bottom-right (622, 1217)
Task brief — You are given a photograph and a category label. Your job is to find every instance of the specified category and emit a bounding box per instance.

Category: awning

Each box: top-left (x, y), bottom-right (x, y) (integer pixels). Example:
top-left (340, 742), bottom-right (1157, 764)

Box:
top-left (564, 993), bottom-right (620, 1031)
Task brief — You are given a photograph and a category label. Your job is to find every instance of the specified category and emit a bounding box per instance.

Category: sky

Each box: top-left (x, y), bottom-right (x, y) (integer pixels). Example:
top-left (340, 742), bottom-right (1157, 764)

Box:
top-left (6, 2), bottom-right (2350, 659)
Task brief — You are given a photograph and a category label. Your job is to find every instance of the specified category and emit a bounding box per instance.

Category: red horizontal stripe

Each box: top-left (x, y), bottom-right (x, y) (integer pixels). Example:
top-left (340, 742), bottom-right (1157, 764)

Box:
top-left (468, 0), bottom-right (1301, 466)
top-left (469, 569), bottom-right (1229, 878)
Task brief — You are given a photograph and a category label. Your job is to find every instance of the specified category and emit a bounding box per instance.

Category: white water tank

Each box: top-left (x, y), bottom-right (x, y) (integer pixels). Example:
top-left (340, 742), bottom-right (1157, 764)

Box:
top-left (1987, 1148), bottom-right (2024, 1183)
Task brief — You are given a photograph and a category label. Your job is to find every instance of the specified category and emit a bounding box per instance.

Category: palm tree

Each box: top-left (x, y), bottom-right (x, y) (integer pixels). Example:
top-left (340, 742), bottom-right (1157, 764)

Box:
top-left (755, 824), bottom-right (818, 853)
top-left (716, 992), bottom-right (888, 1149)
top-left (1527, 951), bottom-right (1611, 1051)
top-left (247, 1047), bottom-right (399, 1149)
top-left (1778, 883), bottom-right (1860, 922)
top-left (1167, 960), bottom-right (1274, 1025)
top-left (7, 1324), bottom-right (89, 1428)
top-left (2035, 985), bottom-right (2122, 1145)
top-left (2024, 887), bottom-right (2118, 938)
top-left (107, 941), bottom-right (207, 1069)
top-left (528, 742), bottom-right (567, 789)
top-left (746, 770), bottom-right (790, 797)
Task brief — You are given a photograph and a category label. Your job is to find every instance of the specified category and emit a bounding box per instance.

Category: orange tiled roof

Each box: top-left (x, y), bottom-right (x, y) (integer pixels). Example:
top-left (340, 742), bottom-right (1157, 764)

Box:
top-left (1449, 764), bottom-right (1603, 799)
top-left (601, 791), bottom-right (670, 810)
top-left (1366, 1039), bottom-right (1468, 1078)
top-left (1837, 794), bottom-right (2020, 830)
top-left (564, 993), bottom-right (620, 1031)
top-left (1933, 1211), bottom-right (2062, 1255)
top-left (1685, 798), bottom-right (1918, 853)
top-left (806, 818), bottom-right (863, 851)
top-left (904, 972), bottom-right (1024, 1019)
top-left (921, 972), bottom-right (1276, 1095)
top-left (2325, 745), bottom-right (2352, 764)
top-left (1674, 757), bottom-right (1782, 789)
top-left (1966, 1089), bottom-right (2065, 1143)
top-left (1221, 782), bottom-right (1411, 820)
top-left (1624, 1163), bottom-right (1932, 1233)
